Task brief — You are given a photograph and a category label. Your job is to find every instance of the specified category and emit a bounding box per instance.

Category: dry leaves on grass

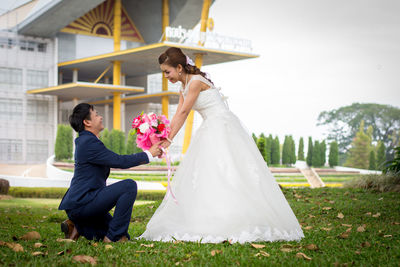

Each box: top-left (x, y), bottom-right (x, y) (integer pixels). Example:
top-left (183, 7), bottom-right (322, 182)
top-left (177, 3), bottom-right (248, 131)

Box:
top-left (303, 226), bottom-right (313, 230)
top-left (32, 251), bottom-right (45, 256)
top-left (72, 255), bottom-right (97, 265)
top-left (105, 244), bottom-right (113, 250)
top-left (372, 212), bottom-right (381, 218)
top-left (304, 244), bottom-right (319, 251)
top-left (56, 238), bottom-right (75, 243)
top-left (251, 243), bottom-right (265, 249)
top-left (357, 225), bottom-right (366, 232)
top-left (322, 207), bottom-right (332, 210)
top-left (254, 250), bottom-right (270, 257)
top-left (361, 241), bottom-right (371, 248)
top-left (337, 213), bottom-right (345, 219)
top-left (296, 252), bottom-right (312, 260)
top-left (211, 250), bottom-right (223, 256)
top-left (1, 241), bottom-right (24, 252)
top-left (20, 231), bottom-right (41, 240)
top-left (342, 224), bottom-right (352, 227)
top-left (321, 227), bottom-right (332, 231)
top-left (140, 243), bottom-right (154, 248)
top-left (338, 232), bottom-right (349, 239)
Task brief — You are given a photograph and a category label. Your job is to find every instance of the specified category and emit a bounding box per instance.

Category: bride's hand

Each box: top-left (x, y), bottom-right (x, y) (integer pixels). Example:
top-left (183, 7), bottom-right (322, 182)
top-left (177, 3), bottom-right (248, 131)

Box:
top-left (160, 139), bottom-right (171, 149)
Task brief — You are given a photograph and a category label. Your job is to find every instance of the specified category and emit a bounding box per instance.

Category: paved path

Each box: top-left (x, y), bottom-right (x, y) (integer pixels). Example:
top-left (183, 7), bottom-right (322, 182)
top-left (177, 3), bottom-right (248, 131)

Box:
top-left (0, 164), bottom-right (47, 177)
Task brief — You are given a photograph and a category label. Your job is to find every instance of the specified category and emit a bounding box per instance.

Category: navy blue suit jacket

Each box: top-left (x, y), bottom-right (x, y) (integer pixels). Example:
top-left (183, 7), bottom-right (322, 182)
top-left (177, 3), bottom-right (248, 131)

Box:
top-left (59, 130), bottom-right (149, 210)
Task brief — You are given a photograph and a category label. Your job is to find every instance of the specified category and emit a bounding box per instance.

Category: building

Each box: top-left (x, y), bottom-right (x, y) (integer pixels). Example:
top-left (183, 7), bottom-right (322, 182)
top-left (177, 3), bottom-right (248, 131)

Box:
top-left (0, 0), bottom-right (256, 163)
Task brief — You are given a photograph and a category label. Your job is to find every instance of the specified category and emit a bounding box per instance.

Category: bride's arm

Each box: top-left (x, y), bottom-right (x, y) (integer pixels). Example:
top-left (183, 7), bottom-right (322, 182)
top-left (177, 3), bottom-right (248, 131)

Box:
top-left (167, 81), bottom-right (202, 142)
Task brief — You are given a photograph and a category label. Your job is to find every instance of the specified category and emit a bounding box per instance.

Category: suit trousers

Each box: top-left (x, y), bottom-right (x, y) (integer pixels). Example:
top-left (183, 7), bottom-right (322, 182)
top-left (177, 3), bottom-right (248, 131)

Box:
top-left (66, 179), bottom-right (137, 242)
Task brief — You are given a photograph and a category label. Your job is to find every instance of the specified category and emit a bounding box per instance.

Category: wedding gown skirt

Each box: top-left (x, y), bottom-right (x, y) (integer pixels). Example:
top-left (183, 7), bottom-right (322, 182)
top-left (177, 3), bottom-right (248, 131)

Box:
top-left (139, 75), bottom-right (304, 243)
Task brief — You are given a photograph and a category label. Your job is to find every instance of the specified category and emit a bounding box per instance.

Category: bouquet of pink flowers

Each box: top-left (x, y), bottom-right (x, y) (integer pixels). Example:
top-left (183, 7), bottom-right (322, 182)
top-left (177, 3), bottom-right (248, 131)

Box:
top-left (131, 112), bottom-right (171, 150)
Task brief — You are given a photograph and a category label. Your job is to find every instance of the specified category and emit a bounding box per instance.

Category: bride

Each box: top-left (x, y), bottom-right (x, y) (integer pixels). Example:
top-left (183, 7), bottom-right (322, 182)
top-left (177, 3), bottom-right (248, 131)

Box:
top-left (139, 47), bottom-right (304, 243)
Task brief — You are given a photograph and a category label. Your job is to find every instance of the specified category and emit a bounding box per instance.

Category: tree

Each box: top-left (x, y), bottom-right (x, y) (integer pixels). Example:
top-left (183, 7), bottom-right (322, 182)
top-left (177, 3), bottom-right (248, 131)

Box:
top-left (271, 136), bottom-right (280, 165)
top-left (257, 134), bottom-right (267, 162)
top-left (289, 136), bottom-right (296, 164)
top-left (312, 141), bottom-right (321, 167)
top-left (282, 136), bottom-right (290, 165)
top-left (110, 129), bottom-right (126, 155)
top-left (265, 134), bottom-right (272, 164)
top-left (329, 141), bottom-right (339, 167)
top-left (317, 103), bottom-right (400, 160)
top-left (54, 124), bottom-right (73, 161)
top-left (344, 121), bottom-right (372, 169)
top-left (376, 141), bottom-right (386, 170)
top-left (100, 128), bottom-right (111, 150)
top-left (298, 137), bottom-right (305, 160)
top-left (320, 140), bottom-right (327, 167)
top-left (252, 133), bottom-right (257, 144)
top-left (306, 137), bottom-right (313, 166)
top-left (126, 129), bottom-right (142, 154)
top-left (369, 150), bottom-right (376, 170)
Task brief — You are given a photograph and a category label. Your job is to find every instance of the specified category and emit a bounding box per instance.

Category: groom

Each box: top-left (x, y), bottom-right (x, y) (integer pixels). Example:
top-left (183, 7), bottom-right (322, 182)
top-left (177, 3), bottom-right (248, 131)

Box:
top-left (58, 103), bottom-right (162, 242)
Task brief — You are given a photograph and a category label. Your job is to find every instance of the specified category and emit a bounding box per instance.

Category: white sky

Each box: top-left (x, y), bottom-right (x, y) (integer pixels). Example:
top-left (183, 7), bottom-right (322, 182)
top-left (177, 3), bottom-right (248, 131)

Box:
top-left (201, 0), bottom-right (400, 144)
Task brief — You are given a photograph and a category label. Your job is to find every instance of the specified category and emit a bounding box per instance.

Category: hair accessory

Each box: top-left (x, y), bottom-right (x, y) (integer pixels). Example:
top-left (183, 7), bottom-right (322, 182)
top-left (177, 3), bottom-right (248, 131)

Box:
top-left (186, 55), bottom-right (195, 66)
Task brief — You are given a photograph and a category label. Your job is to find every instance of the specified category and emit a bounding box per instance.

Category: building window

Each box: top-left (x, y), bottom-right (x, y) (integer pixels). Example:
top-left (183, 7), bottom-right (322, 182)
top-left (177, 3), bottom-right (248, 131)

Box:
top-left (27, 99), bottom-right (49, 122)
top-left (0, 139), bottom-right (23, 161)
top-left (38, 43), bottom-right (47, 52)
top-left (0, 98), bottom-right (22, 120)
top-left (0, 67), bottom-right (23, 91)
top-left (27, 70), bottom-right (48, 90)
top-left (27, 140), bottom-right (48, 162)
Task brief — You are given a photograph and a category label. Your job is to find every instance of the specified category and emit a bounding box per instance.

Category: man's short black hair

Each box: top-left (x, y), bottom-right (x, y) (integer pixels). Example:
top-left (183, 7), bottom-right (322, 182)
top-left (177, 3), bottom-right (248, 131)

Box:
top-left (69, 103), bottom-right (94, 132)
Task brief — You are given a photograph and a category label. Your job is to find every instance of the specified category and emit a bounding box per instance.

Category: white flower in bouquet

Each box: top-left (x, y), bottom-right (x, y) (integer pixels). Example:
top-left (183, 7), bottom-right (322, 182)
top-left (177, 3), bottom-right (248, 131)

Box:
top-left (139, 122), bottom-right (150, 133)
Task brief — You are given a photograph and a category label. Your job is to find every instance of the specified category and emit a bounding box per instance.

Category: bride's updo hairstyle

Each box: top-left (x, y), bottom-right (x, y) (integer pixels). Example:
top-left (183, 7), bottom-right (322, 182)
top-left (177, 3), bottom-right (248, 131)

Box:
top-left (158, 47), bottom-right (213, 84)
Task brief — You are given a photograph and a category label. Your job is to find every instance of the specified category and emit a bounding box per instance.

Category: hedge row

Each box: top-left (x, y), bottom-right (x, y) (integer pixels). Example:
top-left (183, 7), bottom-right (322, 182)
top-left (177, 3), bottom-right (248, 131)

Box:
top-left (8, 187), bottom-right (166, 201)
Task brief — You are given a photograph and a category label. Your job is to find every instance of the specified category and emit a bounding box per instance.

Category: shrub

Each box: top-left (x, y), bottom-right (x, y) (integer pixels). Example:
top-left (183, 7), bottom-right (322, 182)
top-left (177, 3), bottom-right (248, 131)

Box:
top-left (383, 146), bottom-right (400, 175)
top-left (343, 173), bottom-right (400, 192)
top-left (298, 137), bottom-right (305, 161)
top-left (271, 136), bottom-right (280, 164)
top-left (257, 134), bottom-right (267, 161)
top-left (110, 129), bottom-right (126, 154)
top-left (306, 137), bottom-right (313, 166)
top-left (126, 129), bottom-right (142, 154)
top-left (0, 179), bottom-right (10, 194)
top-left (329, 141), bottom-right (339, 167)
top-left (100, 128), bottom-right (111, 150)
top-left (54, 124), bottom-right (73, 161)
top-left (369, 150), bottom-right (376, 170)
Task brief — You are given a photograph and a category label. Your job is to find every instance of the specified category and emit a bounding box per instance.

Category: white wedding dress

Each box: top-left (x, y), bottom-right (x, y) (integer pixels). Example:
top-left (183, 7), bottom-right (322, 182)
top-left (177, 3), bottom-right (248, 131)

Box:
top-left (139, 75), bottom-right (304, 243)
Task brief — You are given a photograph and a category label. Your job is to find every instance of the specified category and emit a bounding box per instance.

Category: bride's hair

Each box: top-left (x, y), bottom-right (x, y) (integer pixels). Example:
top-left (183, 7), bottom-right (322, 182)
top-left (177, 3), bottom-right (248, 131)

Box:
top-left (158, 47), bottom-right (213, 84)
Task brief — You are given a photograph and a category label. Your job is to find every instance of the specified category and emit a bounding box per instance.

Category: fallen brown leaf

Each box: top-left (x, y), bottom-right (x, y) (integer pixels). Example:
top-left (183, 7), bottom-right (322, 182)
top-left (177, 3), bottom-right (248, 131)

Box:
top-left (92, 242), bottom-right (98, 247)
top-left (321, 227), bottom-right (332, 231)
top-left (72, 255), bottom-right (97, 265)
top-left (296, 252), bottom-right (312, 260)
top-left (342, 224), bottom-right (352, 227)
top-left (322, 207), bottom-right (332, 210)
top-left (281, 244), bottom-right (294, 248)
top-left (357, 225), bottom-right (366, 232)
top-left (365, 212), bottom-right (372, 216)
top-left (56, 238), bottom-right (75, 243)
top-left (281, 248), bottom-right (293, 252)
top-left (304, 226), bottom-right (313, 230)
top-left (20, 231), bottom-right (41, 240)
top-left (135, 250), bottom-right (146, 253)
top-left (5, 242), bottom-right (24, 252)
top-left (355, 250), bottom-right (361, 254)
top-left (361, 241), bottom-right (371, 247)
top-left (140, 243), bottom-right (154, 248)
top-left (304, 244), bottom-right (319, 251)
top-left (32, 251), bottom-right (44, 256)
top-left (211, 250), bottom-right (222, 256)
top-left (105, 244), bottom-right (113, 250)
top-left (337, 213), bottom-right (344, 219)
top-left (345, 228), bottom-right (352, 233)
top-left (383, 235), bottom-right (392, 238)
top-left (254, 250), bottom-right (270, 257)
top-left (251, 243), bottom-right (266, 249)
top-left (57, 251), bottom-right (64, 256)
top-left (372, 212), bottom-right (381, 218)
top-left (392, 222), bottom-right (400, 225)
top-left (338, 232), bottom-right (349, 239)
top-left (308, 214), bottom-right (316, 218)
top-left (34, 242), bottom-right (45, 248)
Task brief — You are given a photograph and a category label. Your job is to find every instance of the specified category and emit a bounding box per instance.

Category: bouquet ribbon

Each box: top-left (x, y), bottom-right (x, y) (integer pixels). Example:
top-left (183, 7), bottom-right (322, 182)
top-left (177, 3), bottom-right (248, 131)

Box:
top-left (160, 147), bottom-right (178, 204)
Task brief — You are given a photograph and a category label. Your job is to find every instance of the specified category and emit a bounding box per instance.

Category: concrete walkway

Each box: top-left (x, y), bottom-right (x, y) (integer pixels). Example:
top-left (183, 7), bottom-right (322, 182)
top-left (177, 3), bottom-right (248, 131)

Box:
top-left (0, 164), bottom-right (47, 177)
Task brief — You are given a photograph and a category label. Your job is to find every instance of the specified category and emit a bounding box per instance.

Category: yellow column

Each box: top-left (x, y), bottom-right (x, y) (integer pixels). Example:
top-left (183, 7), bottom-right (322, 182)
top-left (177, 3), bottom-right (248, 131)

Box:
top-left (112, 0), bottom-right (122, 130)
top-left (182, 0), bottom-right (210, 154)
top-left (113, 61), bottom-right (121, 130)
top-left (161, 0), bottom-right (170, 118)
top-left (113, 0), bottom-right (121, 51)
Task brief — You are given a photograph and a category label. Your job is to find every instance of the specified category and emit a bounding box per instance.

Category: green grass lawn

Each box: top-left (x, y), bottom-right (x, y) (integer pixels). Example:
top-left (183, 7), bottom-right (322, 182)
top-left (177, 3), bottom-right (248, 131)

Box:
top-left (1, 188), bottom-right (399, 266)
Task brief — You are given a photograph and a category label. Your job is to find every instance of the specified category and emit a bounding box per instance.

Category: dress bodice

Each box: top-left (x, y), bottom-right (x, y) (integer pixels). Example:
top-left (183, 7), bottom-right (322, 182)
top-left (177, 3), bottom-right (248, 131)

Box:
top-left (181, 75), bottom-right (229, 119)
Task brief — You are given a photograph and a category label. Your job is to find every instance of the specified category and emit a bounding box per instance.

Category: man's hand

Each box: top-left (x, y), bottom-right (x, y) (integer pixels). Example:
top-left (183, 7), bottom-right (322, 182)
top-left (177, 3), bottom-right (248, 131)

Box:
top-left (148, 142), bottom-right (163, 157)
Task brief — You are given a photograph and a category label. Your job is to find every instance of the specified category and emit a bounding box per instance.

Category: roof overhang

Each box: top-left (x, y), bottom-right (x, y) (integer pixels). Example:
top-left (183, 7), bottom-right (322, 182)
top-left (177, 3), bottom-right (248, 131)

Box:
top-left (27, 82), bottom-right (144, 101)
top-left (89, 91), bottom-right (180, 105)
top-left (58, 42), bottom-right (259, 80)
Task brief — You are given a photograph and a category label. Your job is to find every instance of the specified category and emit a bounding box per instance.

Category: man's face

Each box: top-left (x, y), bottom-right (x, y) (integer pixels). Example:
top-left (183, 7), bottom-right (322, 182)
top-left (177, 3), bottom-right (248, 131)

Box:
top-left (85, 108), bottom-right (104, 133)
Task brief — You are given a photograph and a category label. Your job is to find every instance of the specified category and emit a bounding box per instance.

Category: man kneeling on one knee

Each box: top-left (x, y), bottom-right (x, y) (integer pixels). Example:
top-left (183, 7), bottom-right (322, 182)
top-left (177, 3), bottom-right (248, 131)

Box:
top-left (58, 103), bottom-right (162, 242)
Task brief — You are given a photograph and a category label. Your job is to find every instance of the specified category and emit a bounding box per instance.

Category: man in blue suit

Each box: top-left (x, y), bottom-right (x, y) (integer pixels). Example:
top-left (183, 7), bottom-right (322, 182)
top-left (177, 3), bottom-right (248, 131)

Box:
top-left (58, 103), bottom-right (162, 242)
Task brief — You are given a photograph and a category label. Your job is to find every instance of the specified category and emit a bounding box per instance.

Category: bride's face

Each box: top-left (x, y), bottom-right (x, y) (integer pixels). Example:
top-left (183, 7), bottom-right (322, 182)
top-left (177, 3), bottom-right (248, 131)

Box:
top-left (160, 63), bottom-right (181, 84)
